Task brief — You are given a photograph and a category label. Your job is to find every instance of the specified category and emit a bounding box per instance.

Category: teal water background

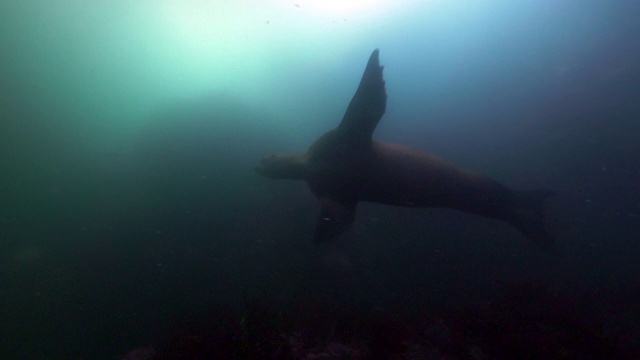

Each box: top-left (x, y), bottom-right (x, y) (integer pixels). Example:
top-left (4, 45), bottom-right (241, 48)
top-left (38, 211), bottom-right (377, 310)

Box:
top-left (1, 1), bottom-right (639, 358)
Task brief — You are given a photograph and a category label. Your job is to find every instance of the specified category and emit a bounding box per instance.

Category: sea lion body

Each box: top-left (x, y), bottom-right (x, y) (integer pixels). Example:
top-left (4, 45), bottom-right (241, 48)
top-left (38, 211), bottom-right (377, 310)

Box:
top-left (363, 141), bottom-right (498, 209)
top-left (256, 50), bottom-right (554, 249)
top-left (305, 129), bottom-right (508, 211)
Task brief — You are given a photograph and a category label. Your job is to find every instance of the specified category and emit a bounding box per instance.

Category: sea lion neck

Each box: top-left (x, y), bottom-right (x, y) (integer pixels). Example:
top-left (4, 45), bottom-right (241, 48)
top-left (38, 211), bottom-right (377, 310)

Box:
top-left (307, 130), bottom-right (372, 163)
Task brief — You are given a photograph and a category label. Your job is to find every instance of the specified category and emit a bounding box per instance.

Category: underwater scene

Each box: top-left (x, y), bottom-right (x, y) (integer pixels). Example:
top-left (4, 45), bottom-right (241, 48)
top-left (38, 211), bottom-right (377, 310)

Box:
top-left (1, 1), bottom-right (639, 359)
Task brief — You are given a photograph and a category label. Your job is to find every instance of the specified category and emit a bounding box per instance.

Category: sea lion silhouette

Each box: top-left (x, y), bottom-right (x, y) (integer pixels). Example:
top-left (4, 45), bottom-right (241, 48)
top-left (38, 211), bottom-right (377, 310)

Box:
top-left (256, 49), bottom-right (554, 250)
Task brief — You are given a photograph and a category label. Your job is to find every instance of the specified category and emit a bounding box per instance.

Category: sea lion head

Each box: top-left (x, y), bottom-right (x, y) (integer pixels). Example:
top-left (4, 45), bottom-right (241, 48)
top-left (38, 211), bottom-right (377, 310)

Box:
top-left (255, 153), bottom-right (308, 180)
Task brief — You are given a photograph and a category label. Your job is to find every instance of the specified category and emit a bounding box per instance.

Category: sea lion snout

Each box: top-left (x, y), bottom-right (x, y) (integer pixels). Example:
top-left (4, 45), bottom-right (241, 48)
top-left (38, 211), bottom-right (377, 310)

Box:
top-left (255, 154), bottom-right (294, 179)
top-left (254, 155), bottom-right (273, 176)
top-left (255, 154), bottom-right (278, 174)
top-left (255, 153), bottom-right (307, 180)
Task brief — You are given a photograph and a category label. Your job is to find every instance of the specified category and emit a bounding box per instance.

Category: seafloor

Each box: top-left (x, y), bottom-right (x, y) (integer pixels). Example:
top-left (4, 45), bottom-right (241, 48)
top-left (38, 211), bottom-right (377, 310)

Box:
top-left (123, 280), bottom-right (640, 359)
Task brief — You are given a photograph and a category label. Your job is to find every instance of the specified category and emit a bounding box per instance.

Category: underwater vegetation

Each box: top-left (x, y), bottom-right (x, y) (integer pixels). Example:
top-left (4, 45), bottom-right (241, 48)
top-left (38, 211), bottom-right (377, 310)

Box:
top-left (123, 280), bottom-right (640, 359)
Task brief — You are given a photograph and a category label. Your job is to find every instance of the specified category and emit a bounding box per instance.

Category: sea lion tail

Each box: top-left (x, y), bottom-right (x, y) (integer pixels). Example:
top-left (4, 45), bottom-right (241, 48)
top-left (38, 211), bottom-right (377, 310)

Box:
top-left (510, 189), bottom-right (556, 251)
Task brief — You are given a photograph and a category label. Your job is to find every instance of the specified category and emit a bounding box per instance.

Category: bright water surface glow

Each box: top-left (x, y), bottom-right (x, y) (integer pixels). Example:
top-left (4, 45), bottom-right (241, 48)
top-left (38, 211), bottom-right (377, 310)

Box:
top-left (1, 0), bottom-right (604, 152)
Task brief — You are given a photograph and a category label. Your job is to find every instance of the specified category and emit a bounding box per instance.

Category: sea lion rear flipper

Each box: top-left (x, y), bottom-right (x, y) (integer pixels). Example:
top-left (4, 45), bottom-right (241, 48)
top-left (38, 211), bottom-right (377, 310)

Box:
top-left (336, 49), bottom-right (387, 144)
top-left (314, 198), bottom-right (357, 242)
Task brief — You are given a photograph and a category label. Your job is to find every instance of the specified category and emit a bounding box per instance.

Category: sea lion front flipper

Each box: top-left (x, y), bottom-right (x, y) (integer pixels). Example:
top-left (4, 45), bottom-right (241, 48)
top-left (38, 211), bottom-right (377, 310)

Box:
top-left (314, 198), bottom-right (357, 242)
top-left (509, 189), bottom-right (557, 252)
top-left (336, 49), bottom-right (387, 145)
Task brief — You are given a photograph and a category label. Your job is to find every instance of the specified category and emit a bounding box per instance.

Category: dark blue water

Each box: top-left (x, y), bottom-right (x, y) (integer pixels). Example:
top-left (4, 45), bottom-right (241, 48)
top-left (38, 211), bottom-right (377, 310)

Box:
top-left (1, 1), bottom-right (639, 358)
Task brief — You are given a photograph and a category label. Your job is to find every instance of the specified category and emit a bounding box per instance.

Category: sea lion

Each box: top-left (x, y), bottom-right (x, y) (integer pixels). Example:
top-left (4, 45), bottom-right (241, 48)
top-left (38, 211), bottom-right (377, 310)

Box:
top-left (256, 49), bottom-right (554, 250)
